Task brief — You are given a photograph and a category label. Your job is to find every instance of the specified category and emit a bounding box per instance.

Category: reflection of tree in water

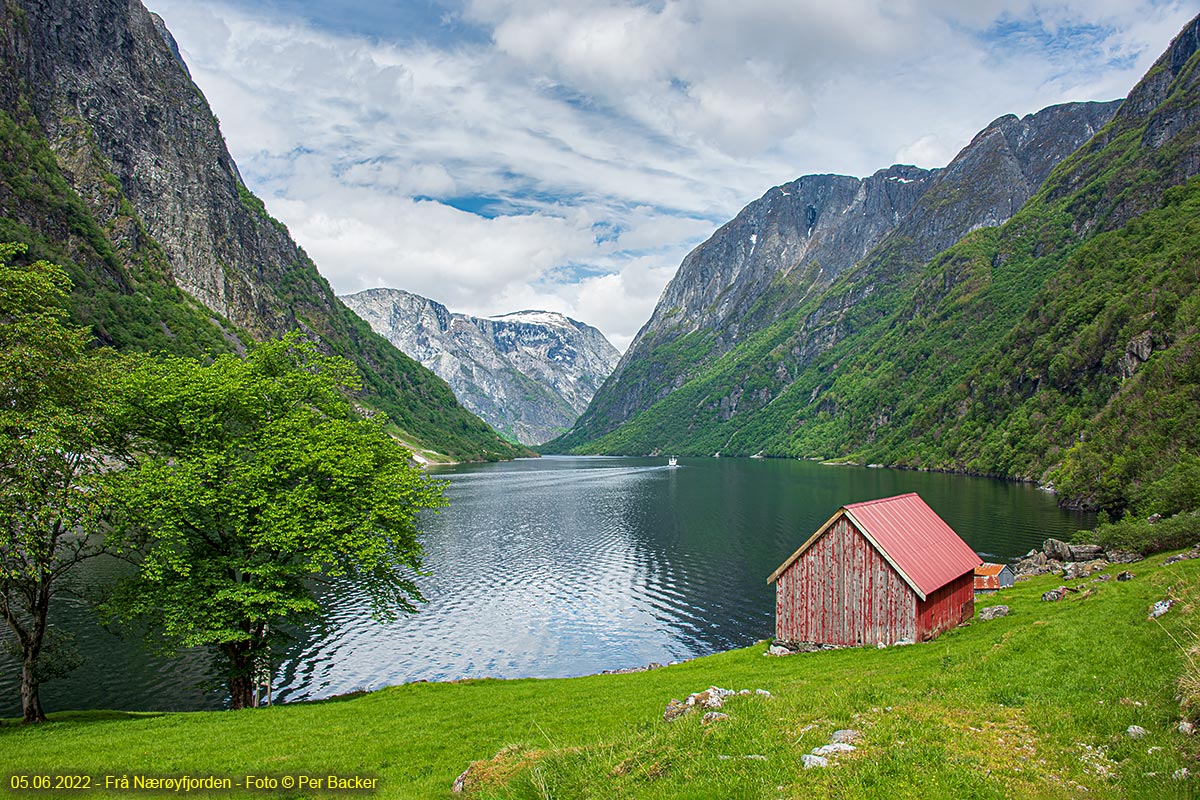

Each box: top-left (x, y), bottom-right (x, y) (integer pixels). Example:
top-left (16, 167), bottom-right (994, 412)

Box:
top-left (20, 457), bottom-right (1089, 713)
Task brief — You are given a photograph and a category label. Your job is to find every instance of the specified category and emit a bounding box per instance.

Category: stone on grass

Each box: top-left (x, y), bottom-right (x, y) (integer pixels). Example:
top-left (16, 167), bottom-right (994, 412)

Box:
top-left (801, 754), bottom-right (829, 769)
top-left (664, 686), bottom-right (749, 722)
top-left (1117, 571), bottom-right (1134, 582)
top-left (978, 605), bottom-right (1010, 621)
top-left (813, 743), bottom-right (856, 756)
top-left (768, 644), bottom-right (792, 656)
top-left (756, 689), bottom-right (772, 698)
top-left (1127, 725), bottom-right (1148, 739)
top-left (1179, 721), bottom-right (1195, 736)
top-left (1175, 768), bottom-right (1191, 780)
top-left (1042, 588), bottom-right (1064, 602)
top-left (1150, 600), bottom-right (1173, 618)
top-left (1162, 545), bottom-right (1200, 565)
top-left (831, 729), bottom-right (861, 744)
top-left (702, 711), bottom-right (729, 725)
top-left (1063, 560), bottom-right (1107, 580)
top-left (664, 699), bottom-right (688, 722)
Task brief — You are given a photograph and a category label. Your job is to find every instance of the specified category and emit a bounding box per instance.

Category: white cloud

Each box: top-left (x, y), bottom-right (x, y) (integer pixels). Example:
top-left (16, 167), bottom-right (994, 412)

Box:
top-left (145, 0), bottom-right (1196, 351)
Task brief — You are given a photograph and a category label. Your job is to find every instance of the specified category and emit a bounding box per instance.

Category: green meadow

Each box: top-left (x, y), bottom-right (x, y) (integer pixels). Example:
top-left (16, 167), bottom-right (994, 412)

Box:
top-left (3, 552), bottom-right (1199, 799)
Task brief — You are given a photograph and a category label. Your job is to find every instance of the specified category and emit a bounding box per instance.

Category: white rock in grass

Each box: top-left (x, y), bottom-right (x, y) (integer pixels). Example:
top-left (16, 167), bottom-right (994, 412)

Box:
top-left (1127, 725), bottom-right (1148, 739)
top-left (702, 711), bottom-right (730, 725)
top-left (451, 768), bottom-right (470, 793)
top-left (832, 729), bottom-right (861, 744)
top-left (813, 743), bottom-right (856, 756)
top-left (801, 754), bottom-right (829, 769)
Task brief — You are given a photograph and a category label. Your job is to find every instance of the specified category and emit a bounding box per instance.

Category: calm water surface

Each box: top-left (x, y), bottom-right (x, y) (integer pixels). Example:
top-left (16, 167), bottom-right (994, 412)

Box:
top-left (2, 456), bottom-right (1093, 715)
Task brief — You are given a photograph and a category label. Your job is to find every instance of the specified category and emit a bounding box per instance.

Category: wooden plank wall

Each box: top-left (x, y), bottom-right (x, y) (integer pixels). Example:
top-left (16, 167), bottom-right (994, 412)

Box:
top-left (775, 516), bottom-right (917, 646)
top-left (915, 573), bottom-right (975, 641)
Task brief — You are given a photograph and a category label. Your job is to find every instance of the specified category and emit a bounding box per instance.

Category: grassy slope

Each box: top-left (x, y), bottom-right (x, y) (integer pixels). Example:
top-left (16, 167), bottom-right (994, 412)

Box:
top-left (4, 554), bottom-right (1199, 799)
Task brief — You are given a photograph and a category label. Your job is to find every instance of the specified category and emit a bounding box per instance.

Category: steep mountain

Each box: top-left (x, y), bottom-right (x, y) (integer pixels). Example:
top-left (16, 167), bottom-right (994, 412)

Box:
top-left (342, 288), bottom-right (620, 445)
top-left (556, 100), bottom-right (1118, 449)
top-left (0, 0), bottom-right (527, 461)
top-left (554, 14), bottom-right (1200, 516)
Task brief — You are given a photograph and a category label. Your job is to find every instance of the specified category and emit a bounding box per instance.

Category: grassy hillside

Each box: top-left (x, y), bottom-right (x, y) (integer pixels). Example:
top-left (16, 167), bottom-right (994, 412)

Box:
top-left (3, 553), bottom-right (1199, 798)
top-left (555, 18), bottom-right (1200, 514)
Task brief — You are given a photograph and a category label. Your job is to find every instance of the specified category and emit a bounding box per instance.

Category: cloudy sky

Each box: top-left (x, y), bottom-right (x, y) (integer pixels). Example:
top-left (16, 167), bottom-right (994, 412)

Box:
top-left (145, 0), bottom-right (1194, 351)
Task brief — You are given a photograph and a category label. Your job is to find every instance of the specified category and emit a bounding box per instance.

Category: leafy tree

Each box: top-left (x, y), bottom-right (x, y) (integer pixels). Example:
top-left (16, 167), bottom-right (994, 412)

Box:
top-left (106, 334), bottom-right (447, 710)
top-left (0, 243), bottom-right (115, 723)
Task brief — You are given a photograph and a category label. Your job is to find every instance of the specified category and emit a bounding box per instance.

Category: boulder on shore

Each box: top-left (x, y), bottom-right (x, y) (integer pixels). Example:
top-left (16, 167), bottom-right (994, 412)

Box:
top-left (1044, 538), bottom-right (1105, 563)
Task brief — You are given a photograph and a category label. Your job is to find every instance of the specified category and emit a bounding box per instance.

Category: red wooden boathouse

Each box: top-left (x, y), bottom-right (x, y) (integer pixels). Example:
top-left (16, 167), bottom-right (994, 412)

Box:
top-left (767, 493), bottom-right (981, 646)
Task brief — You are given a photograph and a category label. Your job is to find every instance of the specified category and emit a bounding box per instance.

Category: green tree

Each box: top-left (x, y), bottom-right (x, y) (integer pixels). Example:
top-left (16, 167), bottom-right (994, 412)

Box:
top-left (0, 243), bottom-right (115, 723)
top-left (106, 334), bottom-right (446, 710)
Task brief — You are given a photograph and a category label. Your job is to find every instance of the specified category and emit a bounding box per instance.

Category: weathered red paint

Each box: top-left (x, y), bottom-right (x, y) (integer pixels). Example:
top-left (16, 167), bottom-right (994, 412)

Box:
top-left (769, 494), bottom-right (979, 646)
top-left (774, 516), bottom-right (917, 645)
top-left (915, 573), bottom-right (975, 642)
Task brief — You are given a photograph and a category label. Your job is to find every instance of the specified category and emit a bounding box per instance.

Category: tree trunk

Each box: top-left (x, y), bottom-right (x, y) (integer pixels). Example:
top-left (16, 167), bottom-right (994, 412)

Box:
top-left (224, 644), bottom-right (254, 710)
top-left (21, 655), bottom-right (45, 724)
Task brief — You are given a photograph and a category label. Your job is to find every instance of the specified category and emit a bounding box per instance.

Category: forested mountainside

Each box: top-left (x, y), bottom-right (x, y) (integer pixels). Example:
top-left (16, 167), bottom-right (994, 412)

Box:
top-left (556, 100), bottom-right (1119, 450)
top-left (343, 288), bottom-right (620, 445)
top-left (0, 0), bottom-right (527, 461)
top-left (553, 15), bottom-right (1200, 515)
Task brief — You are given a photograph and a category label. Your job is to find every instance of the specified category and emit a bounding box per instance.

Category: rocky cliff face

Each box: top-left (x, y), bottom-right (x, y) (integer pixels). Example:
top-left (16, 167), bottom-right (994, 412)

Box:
top-left (11, 0), bottom-right (318, 338)
top-left (554, 99), bottom-right (1119, 450)
top-left (0, 0), bottom-right (526, 461)
top-left (646, 164), bottom-right (934, 350)
top-left (343, 289), bottom-right (620, 445)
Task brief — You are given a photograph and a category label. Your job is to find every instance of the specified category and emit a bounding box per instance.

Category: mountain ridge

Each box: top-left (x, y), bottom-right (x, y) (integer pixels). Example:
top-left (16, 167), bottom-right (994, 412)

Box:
top-left (0, 0), bottom-right (528, 461)
top-left (342, 288), bottom-right (620, 445)
top-left (552, 13), bottom-right (1200, 516)
top-left (553, 98), bottom-right (1120, 452)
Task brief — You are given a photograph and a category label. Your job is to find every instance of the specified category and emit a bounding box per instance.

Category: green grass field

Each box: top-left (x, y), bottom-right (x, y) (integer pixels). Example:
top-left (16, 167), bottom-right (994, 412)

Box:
top-left (4, 553), bottom-right (1199, 799)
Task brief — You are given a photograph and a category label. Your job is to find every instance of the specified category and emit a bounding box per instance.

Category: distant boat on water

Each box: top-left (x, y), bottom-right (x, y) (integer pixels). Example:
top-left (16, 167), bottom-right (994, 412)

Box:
top-left (668, 456), bottom-right (678, 467)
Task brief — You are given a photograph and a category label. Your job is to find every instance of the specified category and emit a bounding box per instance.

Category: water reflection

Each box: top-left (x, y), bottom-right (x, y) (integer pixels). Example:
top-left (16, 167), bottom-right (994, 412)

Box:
top-left (0, 456), bottom-right (1091, 715)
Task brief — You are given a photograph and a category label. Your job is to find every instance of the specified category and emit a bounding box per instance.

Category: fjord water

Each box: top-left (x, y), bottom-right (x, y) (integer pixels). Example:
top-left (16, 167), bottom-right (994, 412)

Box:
top-left (3, 457), bottom-right (1092, 715)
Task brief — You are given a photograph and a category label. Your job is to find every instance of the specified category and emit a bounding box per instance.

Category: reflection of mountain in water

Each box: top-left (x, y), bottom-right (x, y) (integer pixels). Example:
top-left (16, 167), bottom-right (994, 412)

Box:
top-left (3, 457), bottom-right (1091, 715)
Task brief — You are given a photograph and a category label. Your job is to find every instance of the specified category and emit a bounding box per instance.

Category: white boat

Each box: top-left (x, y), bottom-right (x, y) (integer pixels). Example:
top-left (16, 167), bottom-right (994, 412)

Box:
top-left (668, 456), bottom-right (678, 467)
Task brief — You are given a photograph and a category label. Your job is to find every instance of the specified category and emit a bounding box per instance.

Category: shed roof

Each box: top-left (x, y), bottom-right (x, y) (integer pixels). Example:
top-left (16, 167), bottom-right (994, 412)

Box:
top-left (974, 562), bottom-right (1014, 591)
top-left (768, 493), bottom-right (982, 600)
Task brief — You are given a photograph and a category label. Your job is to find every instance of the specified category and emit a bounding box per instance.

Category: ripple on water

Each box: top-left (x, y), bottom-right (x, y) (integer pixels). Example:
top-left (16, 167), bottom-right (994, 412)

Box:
top-left (1, 457), bottom-right (1093, 714)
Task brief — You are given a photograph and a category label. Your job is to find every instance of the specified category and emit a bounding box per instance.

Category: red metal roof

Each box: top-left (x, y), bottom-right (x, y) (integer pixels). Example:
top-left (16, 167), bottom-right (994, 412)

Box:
top-left (769, 493), bottom-right (981, 600)
top-left (843, 493), bottom-right (981, 599)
